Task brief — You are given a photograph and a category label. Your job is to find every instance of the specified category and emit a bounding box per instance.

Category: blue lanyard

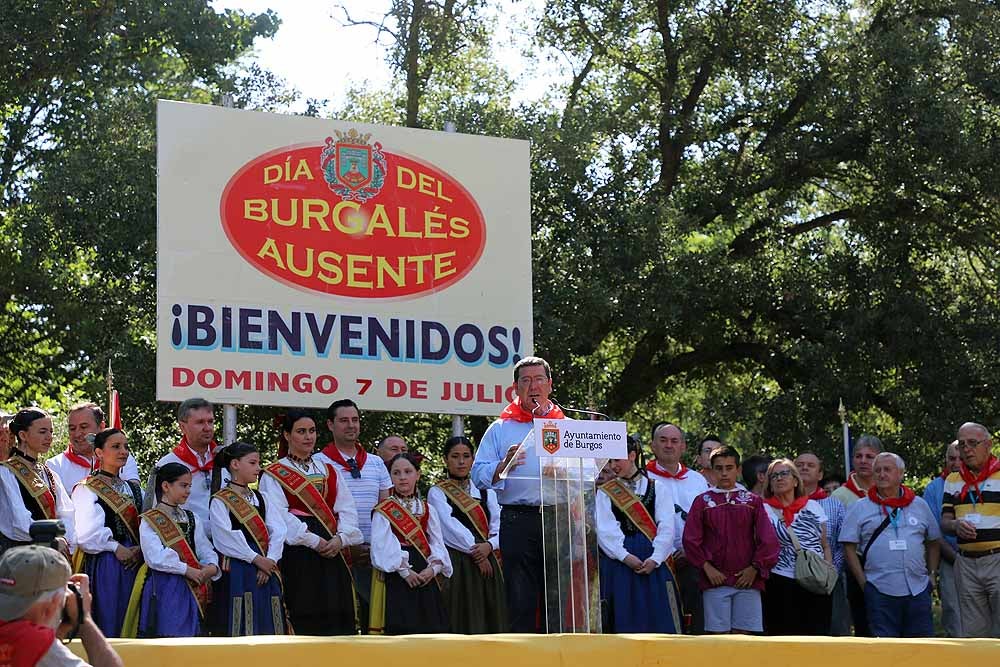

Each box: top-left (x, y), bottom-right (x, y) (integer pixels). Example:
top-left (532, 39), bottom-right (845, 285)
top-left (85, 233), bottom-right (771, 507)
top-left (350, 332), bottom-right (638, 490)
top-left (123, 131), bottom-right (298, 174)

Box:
top-left (887, 507), bottom-right (900, 537)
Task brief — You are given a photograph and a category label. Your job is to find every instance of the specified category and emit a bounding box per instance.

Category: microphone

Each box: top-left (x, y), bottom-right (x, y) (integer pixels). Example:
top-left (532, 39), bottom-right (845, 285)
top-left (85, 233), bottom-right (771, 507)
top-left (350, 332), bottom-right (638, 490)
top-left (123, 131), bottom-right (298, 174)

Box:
top-left (550, 398), bottom-right (610, 421)
top-left (531, 398), bottom-right (541, 414)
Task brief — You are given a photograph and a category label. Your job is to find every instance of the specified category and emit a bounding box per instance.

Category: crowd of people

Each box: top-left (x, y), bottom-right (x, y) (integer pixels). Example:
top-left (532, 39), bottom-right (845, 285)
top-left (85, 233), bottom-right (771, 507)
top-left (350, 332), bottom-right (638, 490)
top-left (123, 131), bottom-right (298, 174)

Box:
top-left (0, 356), bottom-right (997, 648)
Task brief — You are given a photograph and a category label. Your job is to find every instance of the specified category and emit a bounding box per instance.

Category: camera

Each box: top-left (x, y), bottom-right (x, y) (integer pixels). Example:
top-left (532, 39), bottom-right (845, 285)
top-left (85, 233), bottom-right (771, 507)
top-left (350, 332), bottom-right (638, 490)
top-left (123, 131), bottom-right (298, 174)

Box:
top-left (29, 520), bottom-right (84, 637)
top-left (29, 519), bottom-right (66, 549)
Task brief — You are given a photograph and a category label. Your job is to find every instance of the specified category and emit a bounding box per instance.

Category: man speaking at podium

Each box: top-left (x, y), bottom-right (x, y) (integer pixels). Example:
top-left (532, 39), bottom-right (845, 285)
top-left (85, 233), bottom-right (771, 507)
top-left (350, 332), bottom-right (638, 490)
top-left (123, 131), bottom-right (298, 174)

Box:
top-left (472, 356), bottom-right (565, 633)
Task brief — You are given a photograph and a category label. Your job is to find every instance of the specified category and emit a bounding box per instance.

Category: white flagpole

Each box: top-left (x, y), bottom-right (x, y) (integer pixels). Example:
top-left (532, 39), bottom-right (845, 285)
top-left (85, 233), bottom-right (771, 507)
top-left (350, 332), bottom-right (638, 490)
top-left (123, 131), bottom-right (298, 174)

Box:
top-left (839, 398), bottom-right (850, 478)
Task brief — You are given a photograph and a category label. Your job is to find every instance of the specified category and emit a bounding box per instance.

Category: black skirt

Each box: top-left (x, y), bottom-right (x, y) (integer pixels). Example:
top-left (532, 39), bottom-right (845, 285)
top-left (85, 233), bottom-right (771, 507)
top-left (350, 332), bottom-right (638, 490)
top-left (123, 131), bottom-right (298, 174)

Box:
top-left (281, 515), bottom-right (358, 635)
top-left (379, 545), bottom-right (449, 635)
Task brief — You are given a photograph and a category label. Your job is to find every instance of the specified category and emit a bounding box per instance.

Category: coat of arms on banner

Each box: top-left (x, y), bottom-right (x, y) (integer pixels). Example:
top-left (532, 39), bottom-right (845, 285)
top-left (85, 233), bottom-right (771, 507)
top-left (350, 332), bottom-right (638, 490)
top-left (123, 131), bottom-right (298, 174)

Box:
top-left (541, 421), bottom-right (561, 454)
top-left (320, 129), bottom-right (387, 203)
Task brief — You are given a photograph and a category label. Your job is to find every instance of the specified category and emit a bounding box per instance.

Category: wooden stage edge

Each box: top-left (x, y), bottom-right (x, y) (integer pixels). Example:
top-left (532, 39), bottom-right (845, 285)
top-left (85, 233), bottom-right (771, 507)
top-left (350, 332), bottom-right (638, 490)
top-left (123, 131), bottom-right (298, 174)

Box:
top-left (69, 633), bottom-right (1000, 667)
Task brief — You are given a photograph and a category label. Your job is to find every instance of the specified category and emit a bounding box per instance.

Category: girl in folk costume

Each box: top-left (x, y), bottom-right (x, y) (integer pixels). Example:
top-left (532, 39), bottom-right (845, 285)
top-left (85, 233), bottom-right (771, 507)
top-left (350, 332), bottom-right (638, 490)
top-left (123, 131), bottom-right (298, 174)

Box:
top-left (128, 463), bottom-right (220, 637)
top-left (0, 408), bottom-right (75, 555)
top-left (209, 442), bottom-right (288, 636)
top-left (370, 453), bottom-right (451, 635)
top-left (72, 428), bottom-right (143, 637)
top-left (596, 436), bottom-right (682, 633)
top-left (259, 409), bottom-right (362, 635)
top-left (427, 436), bottom-right (507, 633)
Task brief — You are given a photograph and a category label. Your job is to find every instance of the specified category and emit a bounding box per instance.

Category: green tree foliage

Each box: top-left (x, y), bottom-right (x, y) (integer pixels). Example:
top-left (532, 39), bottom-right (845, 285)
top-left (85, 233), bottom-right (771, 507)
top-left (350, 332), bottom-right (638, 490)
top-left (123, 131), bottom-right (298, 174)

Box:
top-left (529, 0), bottom-right (1000, 473)
top-left (0, 1), bottom-right (278, 459)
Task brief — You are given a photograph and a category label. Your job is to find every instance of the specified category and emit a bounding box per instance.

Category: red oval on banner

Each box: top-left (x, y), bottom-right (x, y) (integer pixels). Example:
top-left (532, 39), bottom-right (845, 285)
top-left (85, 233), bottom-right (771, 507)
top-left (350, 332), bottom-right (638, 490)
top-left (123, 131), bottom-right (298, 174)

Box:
top-left (219, 134), bottom-right (486, 299)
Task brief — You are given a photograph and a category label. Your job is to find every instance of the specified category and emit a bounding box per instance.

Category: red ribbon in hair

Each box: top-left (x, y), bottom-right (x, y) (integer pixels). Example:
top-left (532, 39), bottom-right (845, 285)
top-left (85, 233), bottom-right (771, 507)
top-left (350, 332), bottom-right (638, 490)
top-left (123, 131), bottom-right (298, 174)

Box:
top-left (498, 398), bottom-right (565, 423)
top-left (958, 456), bottom-right (1000, 502)
top-left (765, 495), bottom-right (810, 526)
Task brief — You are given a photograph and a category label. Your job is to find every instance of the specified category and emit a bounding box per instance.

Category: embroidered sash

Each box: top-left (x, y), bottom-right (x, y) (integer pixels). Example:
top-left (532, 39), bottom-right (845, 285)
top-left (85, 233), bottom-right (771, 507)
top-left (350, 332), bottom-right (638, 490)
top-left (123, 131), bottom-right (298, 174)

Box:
top-left (84, 475), bottom-right (140, 544)
top-left (264, 462), bottom-right (339, 538)
top-left (374, 498), bottom-right (432, 561)
top-left (600, 478), bottom-right (657, 543)
top-left (141, 509), bottom-right (209, 616)
top-left (214, 488), bottom-right (269, 556)
top-left (435, 480), bottom-right (489, 541)
top-left (1, 459), bottom-right (56, 520)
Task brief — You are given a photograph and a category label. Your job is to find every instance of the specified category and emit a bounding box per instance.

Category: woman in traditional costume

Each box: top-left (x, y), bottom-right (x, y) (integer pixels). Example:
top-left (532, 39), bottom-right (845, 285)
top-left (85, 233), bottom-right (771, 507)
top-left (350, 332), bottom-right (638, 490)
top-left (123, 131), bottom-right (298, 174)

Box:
top-left (259, 409), bottom-right (362, 635)
top-left (72, 428), bottom-right (143, 636)
top-left (369, 452), bottom-right (451, 635)
top-left (596, 436), bottom-right (681, 633)
top-left (0, 408), bottom-right (75, 555)
top-left (427, 436), bottom-right (506, 633)
top-left (209, 441), bottom-right (288, 636)
top-left (131, 463), bottom-right (219, 637)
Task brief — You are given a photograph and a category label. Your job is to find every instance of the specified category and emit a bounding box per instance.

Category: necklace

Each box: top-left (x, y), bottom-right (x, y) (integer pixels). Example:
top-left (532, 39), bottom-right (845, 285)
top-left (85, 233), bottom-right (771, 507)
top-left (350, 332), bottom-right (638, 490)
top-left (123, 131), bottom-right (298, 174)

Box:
top-left (161, 501), bottom-right (187, 523)
top-left (228, 481), bottom-right (255, 504)
top-left (98, 470), bottom-right (128, 495)
top-left (625, 469), bottom-right (644, 493)
top-left (288, 453), bottom-right (314, 473)
top-left (449, 475), bottom-right (472, 494)
top-left (393, 493), bottom-right (423, 516)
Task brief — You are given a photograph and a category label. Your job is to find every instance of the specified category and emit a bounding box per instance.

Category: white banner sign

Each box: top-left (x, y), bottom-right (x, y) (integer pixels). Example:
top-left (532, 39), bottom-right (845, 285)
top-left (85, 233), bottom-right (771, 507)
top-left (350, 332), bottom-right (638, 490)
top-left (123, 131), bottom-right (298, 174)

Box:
top-left (156, 101), bottom-right (533, 414)
top-left (535, 418), bottom-right (628, 459)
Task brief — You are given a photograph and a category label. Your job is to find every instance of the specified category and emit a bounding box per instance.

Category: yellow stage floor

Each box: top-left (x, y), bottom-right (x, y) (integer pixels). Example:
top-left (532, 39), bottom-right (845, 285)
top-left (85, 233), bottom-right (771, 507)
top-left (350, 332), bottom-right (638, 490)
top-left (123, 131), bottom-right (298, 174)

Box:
top-left (70, 633), bottom-right (998, 667)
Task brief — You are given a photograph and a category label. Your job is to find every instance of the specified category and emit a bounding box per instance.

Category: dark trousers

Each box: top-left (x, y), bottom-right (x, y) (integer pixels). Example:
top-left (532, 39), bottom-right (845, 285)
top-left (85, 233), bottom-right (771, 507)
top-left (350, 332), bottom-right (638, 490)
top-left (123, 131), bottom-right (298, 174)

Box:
top-left (847, 571), bottom-right (872, 636)
top-left (864, 582), bottom-right (933, 638)
top-left (763, 573), bottom-right (833, 635)
top-left (675, 557), bottom-right (705, 634)
top-left (500, 506), bottom-right (545, 633)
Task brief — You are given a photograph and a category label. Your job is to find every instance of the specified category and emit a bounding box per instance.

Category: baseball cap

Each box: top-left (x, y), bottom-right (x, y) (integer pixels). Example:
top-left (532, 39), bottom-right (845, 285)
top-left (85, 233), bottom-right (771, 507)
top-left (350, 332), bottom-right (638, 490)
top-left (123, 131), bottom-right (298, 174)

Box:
top-left (0, 545), bottom-right (71, 620)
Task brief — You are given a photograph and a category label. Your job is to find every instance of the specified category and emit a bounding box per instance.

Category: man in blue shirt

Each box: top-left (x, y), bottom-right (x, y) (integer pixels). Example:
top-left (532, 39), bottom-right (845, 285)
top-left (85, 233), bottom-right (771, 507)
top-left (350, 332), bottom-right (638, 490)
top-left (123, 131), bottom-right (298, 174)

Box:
top-left (471, 356), bottom-right (566, 632)
top-left (841, 452), bottom-right (941, 637)
top-left (922, 440), bottom-right (963, 637)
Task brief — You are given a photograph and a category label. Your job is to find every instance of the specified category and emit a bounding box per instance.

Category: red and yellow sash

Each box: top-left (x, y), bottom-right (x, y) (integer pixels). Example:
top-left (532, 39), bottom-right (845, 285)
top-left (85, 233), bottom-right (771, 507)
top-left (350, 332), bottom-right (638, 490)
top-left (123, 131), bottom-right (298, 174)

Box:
top-left (374, 497), bottom-right (432, 561)
top-left (1, 458), bottom-right (56, 519)
top-left (600, 478), bottom-right (657, 543)
top-left (435, 480), bottom-right (489, 541)
top-left (84, 475), bottom-right (140, 544)
top-left (213, 488), bottom-right (269, 556)
top-left (264, 462), bottom-right (339, 538)
top-left (141, 509), bottom-right (209, 616)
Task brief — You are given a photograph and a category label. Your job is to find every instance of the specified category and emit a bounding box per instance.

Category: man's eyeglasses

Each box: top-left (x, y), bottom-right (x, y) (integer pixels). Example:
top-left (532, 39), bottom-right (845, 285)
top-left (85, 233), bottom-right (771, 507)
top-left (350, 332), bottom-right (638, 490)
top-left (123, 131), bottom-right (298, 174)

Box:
top-left (346, 458), bottom-right (361, 479)
top-left (957, 439), bottom-right (986, 450)
top-left (769, 469), bottom-right (793, 480)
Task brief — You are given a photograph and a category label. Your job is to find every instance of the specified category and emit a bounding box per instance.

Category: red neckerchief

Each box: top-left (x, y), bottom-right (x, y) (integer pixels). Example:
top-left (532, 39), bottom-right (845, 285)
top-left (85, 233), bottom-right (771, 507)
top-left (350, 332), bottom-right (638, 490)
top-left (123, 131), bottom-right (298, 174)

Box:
top-left (498, 398), bottom-right (565, 423)
top-left (843, 473), bottom-right (868, 498)
top-left (958, 456), bottom-right (1000, 502)
top-left (940, 468), bottom-right (950, 479)
top-left (867, 485), bottom-right (916, 514)
top-left (808, 487), bottom-right (828, 500)
top-left (171, 437), bottom-right (218, 473)
top-left (645, 461), bottom-right (689, 480)
top-left (63, 449), bottom-right (93, 471)
top-left (321, 442), bottom-right (369, 474)
top-left (765, 495), bottom-right (810, 526)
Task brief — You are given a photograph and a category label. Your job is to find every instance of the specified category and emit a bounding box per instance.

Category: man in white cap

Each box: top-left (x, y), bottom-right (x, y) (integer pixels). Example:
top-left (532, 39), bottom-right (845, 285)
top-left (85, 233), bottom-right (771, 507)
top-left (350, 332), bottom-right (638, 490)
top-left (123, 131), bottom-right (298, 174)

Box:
top-left (0, 545), bottom-right (122, 667)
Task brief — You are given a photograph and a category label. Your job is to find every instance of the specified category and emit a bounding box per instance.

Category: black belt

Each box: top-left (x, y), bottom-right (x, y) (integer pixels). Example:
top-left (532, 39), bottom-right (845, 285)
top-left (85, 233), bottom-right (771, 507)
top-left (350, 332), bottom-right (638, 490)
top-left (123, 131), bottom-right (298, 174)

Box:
top-left (501, 504), bottom-right (540, 514)
top-left (960, 546), bottom-right (1000, 559)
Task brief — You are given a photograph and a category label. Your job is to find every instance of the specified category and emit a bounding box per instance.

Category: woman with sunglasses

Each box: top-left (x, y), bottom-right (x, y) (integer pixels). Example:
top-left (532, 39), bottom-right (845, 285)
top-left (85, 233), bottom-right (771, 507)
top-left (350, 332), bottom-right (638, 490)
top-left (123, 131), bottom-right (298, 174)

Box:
top-left (762, 458), bottom-right (833, 635)
top-left (260, 409), bottom-right (363, 635)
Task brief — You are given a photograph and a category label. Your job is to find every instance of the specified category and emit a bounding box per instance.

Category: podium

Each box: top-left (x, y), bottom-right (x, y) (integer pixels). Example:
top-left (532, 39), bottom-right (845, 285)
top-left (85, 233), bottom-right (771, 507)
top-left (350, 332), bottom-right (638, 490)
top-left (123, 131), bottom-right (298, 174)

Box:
top-left (500, 418), bottom-right (626, 633)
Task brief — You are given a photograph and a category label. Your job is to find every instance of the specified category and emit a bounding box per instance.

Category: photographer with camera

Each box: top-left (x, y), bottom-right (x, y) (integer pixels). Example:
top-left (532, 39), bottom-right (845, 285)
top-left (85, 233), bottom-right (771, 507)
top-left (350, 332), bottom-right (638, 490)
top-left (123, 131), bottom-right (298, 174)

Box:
top-left (0, 545), bottom-right (122, 667)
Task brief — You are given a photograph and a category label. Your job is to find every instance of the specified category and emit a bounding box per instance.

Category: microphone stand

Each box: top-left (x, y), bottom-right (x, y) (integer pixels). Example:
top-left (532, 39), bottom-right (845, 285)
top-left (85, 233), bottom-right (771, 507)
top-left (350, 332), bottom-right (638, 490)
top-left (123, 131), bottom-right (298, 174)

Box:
top-left (549, 398), bottom-right (610, 421)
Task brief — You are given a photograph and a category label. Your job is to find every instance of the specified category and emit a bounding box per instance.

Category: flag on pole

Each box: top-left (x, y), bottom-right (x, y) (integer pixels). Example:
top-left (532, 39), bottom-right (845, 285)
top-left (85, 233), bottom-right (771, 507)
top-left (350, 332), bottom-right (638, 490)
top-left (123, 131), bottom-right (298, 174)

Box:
top-left (108, 361), bottom-right (122, 429)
